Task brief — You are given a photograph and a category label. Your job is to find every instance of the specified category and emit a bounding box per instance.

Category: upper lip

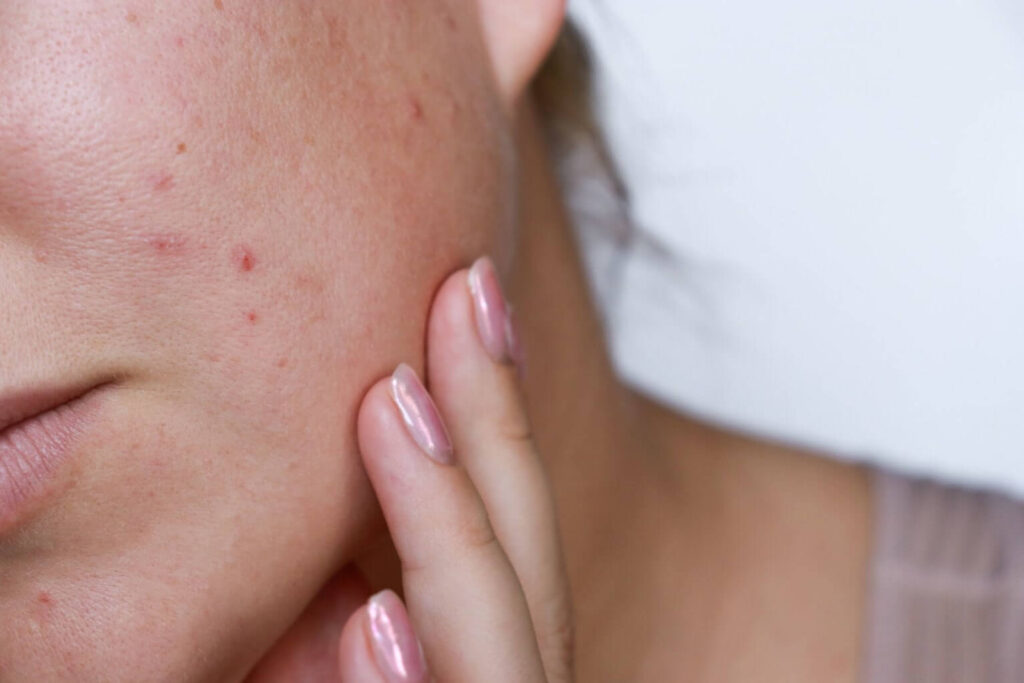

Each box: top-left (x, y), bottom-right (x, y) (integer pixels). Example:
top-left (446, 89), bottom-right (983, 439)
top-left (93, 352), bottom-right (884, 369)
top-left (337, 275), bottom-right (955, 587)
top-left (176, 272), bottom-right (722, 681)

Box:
top-left (0, 380), bottom-right (106, 434)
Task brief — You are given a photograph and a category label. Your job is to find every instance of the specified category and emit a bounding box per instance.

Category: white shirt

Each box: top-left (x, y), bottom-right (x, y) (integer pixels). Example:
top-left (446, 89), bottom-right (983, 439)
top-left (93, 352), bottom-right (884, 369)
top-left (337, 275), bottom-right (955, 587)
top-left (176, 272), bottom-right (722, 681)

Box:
top-left (570, 0), bottom-right (1024, 493)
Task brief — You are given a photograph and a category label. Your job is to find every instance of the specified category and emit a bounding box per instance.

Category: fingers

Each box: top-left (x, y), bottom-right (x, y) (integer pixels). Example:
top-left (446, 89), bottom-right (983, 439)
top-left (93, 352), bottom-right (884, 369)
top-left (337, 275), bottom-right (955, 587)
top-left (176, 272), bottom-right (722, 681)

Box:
top-left (338, 592), bottom-right (428, 683)
top-left (357, 369), bottom-right (547, 682)
top-left (426, 258), bottom-right (574, 682)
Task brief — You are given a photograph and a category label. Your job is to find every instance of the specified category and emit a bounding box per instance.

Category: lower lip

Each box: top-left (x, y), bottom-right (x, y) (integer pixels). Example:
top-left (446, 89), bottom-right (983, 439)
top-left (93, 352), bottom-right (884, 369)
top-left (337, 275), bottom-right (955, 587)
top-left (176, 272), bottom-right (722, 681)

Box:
top-left (0, 386), bottom-right (107, 536)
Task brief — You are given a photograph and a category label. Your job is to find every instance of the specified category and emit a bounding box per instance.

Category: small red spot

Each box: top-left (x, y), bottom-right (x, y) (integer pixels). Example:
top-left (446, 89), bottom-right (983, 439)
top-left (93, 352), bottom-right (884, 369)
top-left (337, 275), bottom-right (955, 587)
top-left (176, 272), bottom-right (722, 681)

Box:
top-left (37, 592), bottom-right (53, 606)
top-left (146, 233), bottom-right (188, 254)
top-left (174, 36), bottom-right (185, 48)
top-left (276, 357), bottom-right (288, 368)
top-left (246, 311), bottom-right (259, 324)
top-left (214, 0), bottom-right (224, 10)
top-left (325, 16), bottom-right (347, 49)
top-left (151, 172), bottom-right (175, 192)
top-left (444, 13), bottom-right (458, 31)
top-left (233, 245), bottom-right (256, 273)
top-left (408, 96), bottom-right (425, 122)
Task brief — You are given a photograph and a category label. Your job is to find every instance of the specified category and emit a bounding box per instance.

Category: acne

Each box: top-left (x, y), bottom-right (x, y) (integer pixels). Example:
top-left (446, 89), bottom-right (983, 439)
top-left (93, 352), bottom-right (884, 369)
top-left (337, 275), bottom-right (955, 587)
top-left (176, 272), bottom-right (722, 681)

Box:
top-left (150, 172), bottom-right (175, 193)
top-left (146, 234), bottom-right (189, 255)
top-left (276, 357), bottom-right (289, 369)
top-left (246, 311), bottom-right (260, 325)
top-left (37, 592), bottom-right (54, 607)
top-left (408, 96), bottom-right (426, 123)
top-left (233, 245), bottom-right (257, 273)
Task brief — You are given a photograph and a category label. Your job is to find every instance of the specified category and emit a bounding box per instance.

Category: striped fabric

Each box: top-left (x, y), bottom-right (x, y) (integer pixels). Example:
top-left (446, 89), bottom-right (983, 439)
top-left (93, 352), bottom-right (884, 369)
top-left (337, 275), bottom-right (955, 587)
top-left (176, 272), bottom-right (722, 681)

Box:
top-left (864, 471), bottom-right (1024, 682)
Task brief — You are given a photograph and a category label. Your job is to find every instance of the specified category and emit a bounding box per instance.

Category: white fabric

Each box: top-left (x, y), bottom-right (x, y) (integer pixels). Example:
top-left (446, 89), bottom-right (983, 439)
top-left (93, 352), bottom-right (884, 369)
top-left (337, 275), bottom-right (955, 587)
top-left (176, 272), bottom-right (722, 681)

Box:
top-left (569, 0), bottom-right (1024, 493)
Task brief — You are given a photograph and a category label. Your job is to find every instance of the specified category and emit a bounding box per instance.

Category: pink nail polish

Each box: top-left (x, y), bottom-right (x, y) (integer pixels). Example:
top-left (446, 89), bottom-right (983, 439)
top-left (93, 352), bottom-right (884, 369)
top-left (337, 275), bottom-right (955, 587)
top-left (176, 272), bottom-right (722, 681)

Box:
top-left (468, 257), bottom-right (514, 363)
top-left (389, 364), bottom-right (455, 465)
top-left (505, 307), bottom-right (526, 378)
top-left (367, 590), bottom-right (429, 683)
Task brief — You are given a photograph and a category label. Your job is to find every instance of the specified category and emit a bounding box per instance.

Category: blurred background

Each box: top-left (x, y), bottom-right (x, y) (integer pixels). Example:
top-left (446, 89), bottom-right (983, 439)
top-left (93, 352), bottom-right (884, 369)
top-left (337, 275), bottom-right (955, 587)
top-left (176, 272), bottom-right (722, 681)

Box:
top-left (568, 0), bottom-right (1024, 493)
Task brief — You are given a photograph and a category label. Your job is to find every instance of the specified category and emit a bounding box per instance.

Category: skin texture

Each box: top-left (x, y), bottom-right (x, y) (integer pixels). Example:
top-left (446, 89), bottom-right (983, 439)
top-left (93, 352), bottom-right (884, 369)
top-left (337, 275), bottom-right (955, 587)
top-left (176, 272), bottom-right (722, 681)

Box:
top-left (0, 1), bottom-right (513, 679)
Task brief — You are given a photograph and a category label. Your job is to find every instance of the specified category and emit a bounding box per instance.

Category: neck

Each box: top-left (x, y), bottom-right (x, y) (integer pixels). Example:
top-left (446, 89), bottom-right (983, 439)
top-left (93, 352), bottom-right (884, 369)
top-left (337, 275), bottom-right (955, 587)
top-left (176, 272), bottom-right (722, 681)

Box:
top-left (508, 102), bottom-right (871, 682)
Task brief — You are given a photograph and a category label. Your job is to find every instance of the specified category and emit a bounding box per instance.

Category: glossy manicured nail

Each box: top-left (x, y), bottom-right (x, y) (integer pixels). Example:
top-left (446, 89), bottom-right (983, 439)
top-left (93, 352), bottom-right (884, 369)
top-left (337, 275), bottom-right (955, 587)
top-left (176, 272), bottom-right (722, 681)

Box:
top-left (505, 307), bottom-right (526, 378)
top-left (367, 590), bottom-right (429, 683)
top-left (390, 364), bottom-right (455, 465)
top-left (468, 257), bottom-right (514, 363)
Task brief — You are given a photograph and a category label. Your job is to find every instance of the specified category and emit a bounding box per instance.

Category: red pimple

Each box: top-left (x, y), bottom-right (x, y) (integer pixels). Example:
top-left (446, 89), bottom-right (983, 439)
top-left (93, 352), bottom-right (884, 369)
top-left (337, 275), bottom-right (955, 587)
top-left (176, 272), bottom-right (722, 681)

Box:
top-left (151, 172), bottom-right (175, 192)
top-left (37, 592), bottom-right (53, 606)
top-left (408, 96), bottom-right (425, 122)
top-left (276, 357), bottom-right (289, 368)
top-left (233, 245), bottom-right (256, 273)
top-left (146, 233), bottom-right (188, 254)
top-left (246, 311), bottom-right (259, 324)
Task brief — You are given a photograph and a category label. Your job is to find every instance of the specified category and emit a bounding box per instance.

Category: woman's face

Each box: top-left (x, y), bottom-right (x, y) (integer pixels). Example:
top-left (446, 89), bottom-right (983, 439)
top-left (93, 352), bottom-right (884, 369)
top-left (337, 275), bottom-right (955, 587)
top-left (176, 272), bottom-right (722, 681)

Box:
top-left (0, 1), bottom-right (513, 679)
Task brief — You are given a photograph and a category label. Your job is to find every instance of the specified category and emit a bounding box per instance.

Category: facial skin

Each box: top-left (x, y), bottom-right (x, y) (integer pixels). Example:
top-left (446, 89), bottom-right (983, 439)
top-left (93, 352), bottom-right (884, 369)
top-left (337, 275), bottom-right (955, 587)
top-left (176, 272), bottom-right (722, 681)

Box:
top-left (0, 1), bottom-right (515, 679)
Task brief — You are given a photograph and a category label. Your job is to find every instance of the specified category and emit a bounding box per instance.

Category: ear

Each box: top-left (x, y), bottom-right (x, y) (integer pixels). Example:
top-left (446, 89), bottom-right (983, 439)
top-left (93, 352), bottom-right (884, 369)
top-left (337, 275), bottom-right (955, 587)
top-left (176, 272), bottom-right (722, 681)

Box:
top-left (476, 0), bottom-right (567, 104)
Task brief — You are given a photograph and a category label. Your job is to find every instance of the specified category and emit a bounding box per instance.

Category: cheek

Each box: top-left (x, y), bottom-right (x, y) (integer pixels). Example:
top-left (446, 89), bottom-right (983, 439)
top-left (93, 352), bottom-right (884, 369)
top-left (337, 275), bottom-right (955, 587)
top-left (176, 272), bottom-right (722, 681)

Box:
top-left (1, 0), bottom-right (508, 401)
top-left (0, 0), bottom-right (512, 678)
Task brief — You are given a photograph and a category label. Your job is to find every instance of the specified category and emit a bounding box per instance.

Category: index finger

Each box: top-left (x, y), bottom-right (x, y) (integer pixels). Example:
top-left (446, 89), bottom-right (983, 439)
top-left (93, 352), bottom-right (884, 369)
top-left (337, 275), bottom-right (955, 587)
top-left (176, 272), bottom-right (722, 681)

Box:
top-left (357, 365), bottom-right (547, 683)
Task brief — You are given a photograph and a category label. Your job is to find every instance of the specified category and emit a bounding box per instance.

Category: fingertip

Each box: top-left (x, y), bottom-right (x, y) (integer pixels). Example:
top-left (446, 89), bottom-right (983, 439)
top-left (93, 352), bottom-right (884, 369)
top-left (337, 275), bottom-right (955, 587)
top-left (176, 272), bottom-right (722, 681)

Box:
top-left (338, 605), bottom-right (385, 683)
top-left (356, 379), bottom-right (403, 457)
top-left (427, 267), bottom-right (475, 356)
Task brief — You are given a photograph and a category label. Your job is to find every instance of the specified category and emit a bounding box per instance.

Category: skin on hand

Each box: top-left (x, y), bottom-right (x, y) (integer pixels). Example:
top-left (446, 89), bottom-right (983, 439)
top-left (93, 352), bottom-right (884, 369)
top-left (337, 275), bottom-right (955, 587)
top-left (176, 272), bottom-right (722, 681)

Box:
top-left (249, 259), bottom-right (573, 682)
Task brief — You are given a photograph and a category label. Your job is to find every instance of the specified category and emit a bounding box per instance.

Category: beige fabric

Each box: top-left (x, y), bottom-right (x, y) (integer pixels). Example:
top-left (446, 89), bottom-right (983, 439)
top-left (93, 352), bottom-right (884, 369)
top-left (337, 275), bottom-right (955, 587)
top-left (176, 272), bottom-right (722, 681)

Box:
top-left (864, 471), bottom-right (1024, 682)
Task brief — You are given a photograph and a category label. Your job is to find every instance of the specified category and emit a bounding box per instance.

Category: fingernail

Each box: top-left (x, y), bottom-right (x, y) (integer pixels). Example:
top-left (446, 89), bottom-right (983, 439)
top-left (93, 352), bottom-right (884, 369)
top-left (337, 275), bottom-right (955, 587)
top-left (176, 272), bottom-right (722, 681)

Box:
top-left (367, 590), bottom-right (429, 683)
top-left (390, 363), bottom-right (455, 465)
top-left (505, 307), bottom-right (527, 378)
top-left (468, 256), bottom-right (514, 364)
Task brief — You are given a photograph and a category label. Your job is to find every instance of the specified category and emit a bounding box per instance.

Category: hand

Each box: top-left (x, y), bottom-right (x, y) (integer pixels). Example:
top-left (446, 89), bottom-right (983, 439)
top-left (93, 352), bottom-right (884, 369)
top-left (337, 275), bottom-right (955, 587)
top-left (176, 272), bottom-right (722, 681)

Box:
top-left (247, 257), bottom-right (574, 682)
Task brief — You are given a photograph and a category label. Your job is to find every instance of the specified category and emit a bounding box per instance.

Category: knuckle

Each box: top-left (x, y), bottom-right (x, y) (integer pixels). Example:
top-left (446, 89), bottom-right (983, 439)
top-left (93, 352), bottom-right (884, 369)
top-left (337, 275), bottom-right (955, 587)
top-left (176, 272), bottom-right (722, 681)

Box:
top-left (535, 579), bottom-right (576, 682)
top-left (453, 509), bottom-right (501, 554)
top-left (494, 411), bottom-right (535, 449)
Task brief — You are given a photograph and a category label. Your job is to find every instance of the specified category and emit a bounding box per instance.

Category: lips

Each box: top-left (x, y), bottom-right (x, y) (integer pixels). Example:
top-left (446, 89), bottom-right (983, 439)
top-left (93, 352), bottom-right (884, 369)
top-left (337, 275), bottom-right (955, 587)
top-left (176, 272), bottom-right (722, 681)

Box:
top-left (0, 381), bottom-right (109, 536)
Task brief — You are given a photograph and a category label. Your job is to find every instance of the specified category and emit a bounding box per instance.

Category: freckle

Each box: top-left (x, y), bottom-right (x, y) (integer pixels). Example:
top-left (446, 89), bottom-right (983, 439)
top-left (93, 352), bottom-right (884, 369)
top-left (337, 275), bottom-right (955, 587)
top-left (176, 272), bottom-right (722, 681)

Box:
top-left (177, 142), bottom-right (187, 154)
top-left (150, 172), bottom-right (175, 192)
top-left (303, 135), bottom-right (315, 146)
top-left (233, 245), bottom-right (256, 273)
top-left (126, 12), bottom-right (139, 24)
top-left (214, 0), bottom-right (224, 10)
